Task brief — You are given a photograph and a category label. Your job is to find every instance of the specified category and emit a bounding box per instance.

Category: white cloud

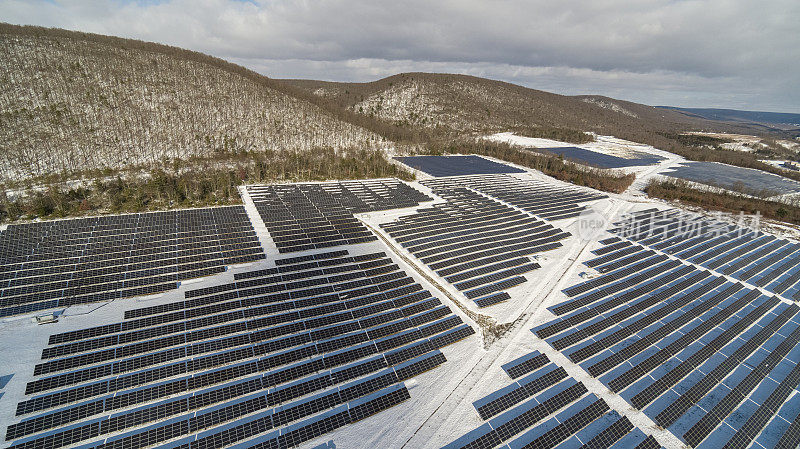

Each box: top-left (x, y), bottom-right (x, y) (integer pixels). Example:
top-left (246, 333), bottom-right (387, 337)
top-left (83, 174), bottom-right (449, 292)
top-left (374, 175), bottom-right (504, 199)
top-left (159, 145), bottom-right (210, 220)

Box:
top-left (1, 0), bottom-right (798, 112)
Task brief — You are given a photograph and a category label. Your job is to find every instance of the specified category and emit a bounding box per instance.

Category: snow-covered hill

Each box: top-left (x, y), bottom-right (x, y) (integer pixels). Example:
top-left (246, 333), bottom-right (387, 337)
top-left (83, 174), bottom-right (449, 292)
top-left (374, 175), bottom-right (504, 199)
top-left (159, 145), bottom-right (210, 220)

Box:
top-left (0, 25), bottom-right (382, 182)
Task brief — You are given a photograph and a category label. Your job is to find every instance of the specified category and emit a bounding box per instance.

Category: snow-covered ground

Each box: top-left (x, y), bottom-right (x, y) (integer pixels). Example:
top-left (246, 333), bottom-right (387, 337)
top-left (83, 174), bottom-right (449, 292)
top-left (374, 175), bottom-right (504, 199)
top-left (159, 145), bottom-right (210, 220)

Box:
top-left (686, 132), bottom-right (766, 152)
top-left (5, 149), bottom-right (800, 449)
top-left (761, 159), bottom-right (800, 171)
top-left (778, 139), bottom-right (800, 153)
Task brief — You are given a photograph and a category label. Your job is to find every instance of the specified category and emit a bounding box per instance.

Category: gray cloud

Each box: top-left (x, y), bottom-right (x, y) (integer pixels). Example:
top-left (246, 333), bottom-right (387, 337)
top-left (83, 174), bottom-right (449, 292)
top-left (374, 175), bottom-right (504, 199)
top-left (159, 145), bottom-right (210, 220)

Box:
top-left (1, 0), bottom-right (798, 112)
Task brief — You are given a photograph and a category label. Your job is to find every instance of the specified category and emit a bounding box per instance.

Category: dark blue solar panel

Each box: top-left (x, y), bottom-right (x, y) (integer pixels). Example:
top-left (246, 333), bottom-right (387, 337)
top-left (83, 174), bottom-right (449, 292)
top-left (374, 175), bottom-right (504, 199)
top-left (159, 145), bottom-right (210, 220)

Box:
top-left (6, 239), bottom-right (470, 449)
top-left (501, 351), bottom-right (548, 379)
top-left (529, 147), bottom-right (664, 169)
top-left (537, 236), bottom-right (800, 449)
top-left (444, 374), bottom-right (644, 449)
top-left (664, 161), bottom-right (800, 195)
top-left (395, 155), bottom-right (525, 177)
top-left (662, 160), bottom-right (800, 195)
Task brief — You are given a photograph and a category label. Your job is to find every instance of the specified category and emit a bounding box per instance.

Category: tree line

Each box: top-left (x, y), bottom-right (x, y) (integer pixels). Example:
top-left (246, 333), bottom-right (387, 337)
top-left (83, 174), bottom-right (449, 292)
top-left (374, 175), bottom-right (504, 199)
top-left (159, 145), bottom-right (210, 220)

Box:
top-left (645, 179), bottom-right (800, 225)
top-left (1, 147), bottom-right (413, 223)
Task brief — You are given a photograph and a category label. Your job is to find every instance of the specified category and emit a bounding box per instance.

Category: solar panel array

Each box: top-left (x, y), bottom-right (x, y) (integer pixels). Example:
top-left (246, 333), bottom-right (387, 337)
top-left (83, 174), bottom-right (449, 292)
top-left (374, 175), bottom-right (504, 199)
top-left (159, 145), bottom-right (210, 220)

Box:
top-left (529, 147), bottom-right (665, 169)
top-left (533, 238), bottom-right (800, 449)
top-left (444, 350), bottom-right (662, 449)
top-left (610, 208), bottom-right (800, 301)
top-left (394, 155), bottom-right (526, 177)
top-left (0, 206), bottom-right (264, 318)
top-left (380, 186), bottom-right (570, 308)
top-left (422, 174), bottom-right (607, 221)
top-left (664, 162), bottom-right (800, 196)
top-left (246, 180), bottom-right (431, 253)
top-left (6, 249), bottom-right (474, 449)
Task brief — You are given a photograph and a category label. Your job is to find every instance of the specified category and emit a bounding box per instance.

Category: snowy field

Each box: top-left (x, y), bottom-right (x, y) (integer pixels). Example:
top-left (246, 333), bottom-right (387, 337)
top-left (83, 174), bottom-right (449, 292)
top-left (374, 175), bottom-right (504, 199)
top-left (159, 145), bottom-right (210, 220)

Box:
top-left (2, 149), bottom-right (800, 449)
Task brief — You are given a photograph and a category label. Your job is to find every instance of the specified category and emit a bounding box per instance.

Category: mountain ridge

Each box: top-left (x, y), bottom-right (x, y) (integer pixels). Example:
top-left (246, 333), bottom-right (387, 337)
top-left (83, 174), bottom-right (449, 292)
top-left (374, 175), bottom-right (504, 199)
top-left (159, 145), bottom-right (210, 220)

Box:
top-left (282, 73), bottom-right (793, 139)
top-left (658, 106), bottom-right (800, 133)
top-left (0, 23), bottom-right (418, 183)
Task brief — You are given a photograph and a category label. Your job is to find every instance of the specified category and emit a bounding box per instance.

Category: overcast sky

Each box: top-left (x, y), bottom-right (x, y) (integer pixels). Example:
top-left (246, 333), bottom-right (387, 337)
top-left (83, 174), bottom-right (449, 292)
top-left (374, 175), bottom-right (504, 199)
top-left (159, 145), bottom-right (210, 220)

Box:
top-left (3, 0), bottom-right (798, 112)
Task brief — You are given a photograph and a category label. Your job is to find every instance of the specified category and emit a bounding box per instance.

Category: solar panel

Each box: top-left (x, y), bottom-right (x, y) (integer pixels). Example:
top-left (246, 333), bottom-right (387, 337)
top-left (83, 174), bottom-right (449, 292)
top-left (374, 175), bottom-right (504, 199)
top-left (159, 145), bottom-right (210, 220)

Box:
top-left (5, 244), bottom-right (471, 449)
top-left (246, 180), bottom-right (430, 253)
top-left (380, 185), bottom-right (568, 307)
top-left (501, 351), bottom-right (549, 379)
top-left (0, 206), bottom-right (264, 318)
top-left (610, 208), bottom-right (800, 301)
top-left (422, 174), bottom-right (606, 222)
top-left (395, 155), bottom-right (526, 177)
top-left (473, 363), bottom-right (568, 420)
top-left (443, 380), bottom-right (596, 449)
top-left (534, 234), bottom-right (800, 448)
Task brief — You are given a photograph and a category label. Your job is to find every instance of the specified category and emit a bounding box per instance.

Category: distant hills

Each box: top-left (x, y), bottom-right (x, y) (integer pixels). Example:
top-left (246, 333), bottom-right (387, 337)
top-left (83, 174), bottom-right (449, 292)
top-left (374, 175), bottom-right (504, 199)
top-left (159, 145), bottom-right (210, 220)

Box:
top-left (285, 74), bottom-right (797, 164)
top-left (285, 74), bottom-right (762, 137)
top-left (286, 74), bottom-right (800, 140)
top-left (659, 107), bottom-right (800, 133)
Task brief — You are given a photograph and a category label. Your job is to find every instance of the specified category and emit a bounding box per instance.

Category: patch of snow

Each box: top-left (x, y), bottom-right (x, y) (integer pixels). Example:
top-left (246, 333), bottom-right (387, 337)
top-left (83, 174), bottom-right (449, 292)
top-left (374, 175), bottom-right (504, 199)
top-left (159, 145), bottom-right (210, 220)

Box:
top-left (778, 139), bottom-right (800, 153)
top-left (581, 97), bottom-right (639, 118)
top-left (720, 141), bottom-right (758, 152)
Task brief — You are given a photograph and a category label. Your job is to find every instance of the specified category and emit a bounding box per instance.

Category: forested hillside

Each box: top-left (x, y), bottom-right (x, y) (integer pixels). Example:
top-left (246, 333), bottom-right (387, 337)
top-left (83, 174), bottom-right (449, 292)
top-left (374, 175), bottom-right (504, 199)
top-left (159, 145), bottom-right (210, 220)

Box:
top-left (287, 73), bottom-right (800, 181)
top-left (0, 24), bottom-right (384, 182)
top-left (285, 73), bottom-right (783, 139)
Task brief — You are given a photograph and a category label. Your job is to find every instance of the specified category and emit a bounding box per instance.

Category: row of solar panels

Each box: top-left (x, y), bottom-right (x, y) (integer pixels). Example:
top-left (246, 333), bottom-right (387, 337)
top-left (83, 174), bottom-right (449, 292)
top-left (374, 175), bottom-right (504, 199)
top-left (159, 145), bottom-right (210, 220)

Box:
top-left (246, 180), bottom-right (431, 253)
top-left (445, 350), bottom-right (662, 449)
top-left (1, 207), bottom-right (252, 261)
top-left (35, 255), bottom-right (399, 364)
top-left (0, 234), bottom-right (255, 267)
top-left (0, 206), bottom-right (265, 317)
top-left (533, 238), bottom-right (800, 448)
top-left (0, 253), bottom-right (265, 317)
top-left (422, 174), bottom-right (607, 221)
top-left (610, 208), bottom-right (800, 301)
top-left (394, 155), bottom-right (527, 177)
top-left (0, 207), bottom-right (246, 231)
top-left (22, 256), bottom-right (442, 394)
top-left (248, 180), bottom-right (429, 214)
top-left (1, 218), bottom-right (251, 246)
top-left (380, 186), bottom-right (569, 308)
top-left (2, 241), bottom-right (261, 299)
top-left (121, 251), bottom-right (370, 321)
top-left (7, 249), bottom-right (475, 449)
top-left (2, 229), bottom-right (257, 272)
